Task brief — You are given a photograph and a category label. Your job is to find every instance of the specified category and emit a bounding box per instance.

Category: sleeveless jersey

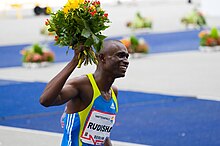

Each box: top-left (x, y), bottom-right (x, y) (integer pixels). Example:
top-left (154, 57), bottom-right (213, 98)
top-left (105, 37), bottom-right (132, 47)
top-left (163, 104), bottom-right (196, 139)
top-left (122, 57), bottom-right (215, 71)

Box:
top-left (61, 73), bottom-right (118, 146)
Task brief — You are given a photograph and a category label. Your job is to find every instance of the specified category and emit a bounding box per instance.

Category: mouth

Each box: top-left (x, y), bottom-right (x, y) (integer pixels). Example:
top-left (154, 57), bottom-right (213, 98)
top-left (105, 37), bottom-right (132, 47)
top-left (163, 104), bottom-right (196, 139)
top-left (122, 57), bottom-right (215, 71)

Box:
top-left (119, 65), bottom-right (128, 71)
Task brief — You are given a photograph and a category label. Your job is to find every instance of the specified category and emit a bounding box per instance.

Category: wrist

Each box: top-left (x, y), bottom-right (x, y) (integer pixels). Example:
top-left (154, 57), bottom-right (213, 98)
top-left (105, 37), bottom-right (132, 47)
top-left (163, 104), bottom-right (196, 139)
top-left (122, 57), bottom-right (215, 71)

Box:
top-left (64, 58), bottom-right (78, 72)
top-left (70, 57), bottom-right (79, 65)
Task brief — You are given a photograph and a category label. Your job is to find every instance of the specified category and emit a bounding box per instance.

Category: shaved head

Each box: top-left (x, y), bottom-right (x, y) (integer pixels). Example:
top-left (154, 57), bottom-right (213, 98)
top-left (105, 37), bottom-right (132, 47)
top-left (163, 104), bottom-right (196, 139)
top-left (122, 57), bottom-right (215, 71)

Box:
top-left (98, 40), bottom-right (125, 55)
top-left (94, 39), bottom-right (129, 78)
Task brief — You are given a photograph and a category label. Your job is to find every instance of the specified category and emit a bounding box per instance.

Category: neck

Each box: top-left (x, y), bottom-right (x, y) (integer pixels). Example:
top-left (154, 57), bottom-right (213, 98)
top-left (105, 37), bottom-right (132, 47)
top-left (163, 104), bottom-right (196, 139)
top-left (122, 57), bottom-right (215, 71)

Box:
top-left (93, 71), bottom-right (115, 92)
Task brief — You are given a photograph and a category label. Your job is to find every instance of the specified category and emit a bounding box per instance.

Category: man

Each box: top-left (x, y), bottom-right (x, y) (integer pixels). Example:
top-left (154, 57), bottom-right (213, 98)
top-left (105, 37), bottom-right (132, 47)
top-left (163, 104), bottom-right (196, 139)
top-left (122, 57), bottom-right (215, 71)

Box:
top-left (39, 40), bottom-right (129, 146)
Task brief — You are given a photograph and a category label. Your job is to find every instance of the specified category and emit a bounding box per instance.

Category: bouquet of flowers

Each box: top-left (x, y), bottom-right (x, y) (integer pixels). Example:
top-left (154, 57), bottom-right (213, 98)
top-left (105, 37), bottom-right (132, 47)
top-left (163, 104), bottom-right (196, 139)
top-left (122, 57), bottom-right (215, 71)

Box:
top-left (21, 43), bottom-right (55, 63)
top-left (46, 0), bottom-right (110, 67)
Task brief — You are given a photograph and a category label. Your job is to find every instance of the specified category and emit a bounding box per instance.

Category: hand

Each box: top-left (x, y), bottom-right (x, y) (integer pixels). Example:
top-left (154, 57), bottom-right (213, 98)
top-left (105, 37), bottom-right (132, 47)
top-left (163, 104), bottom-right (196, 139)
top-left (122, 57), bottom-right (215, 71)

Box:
top-left (73, 44), bottom-right (85, 61)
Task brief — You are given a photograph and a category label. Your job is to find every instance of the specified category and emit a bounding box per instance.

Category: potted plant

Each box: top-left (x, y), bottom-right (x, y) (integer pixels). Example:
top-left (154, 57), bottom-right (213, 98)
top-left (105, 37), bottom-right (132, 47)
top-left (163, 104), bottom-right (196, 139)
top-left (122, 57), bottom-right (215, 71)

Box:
top-left (198, 27), bottom-right (220, 52)
top-left (120, 36), bottom-right (149, 58)
top-left (181, 8), bottom-right (206, 29)
top-left (20, 43), bottom-right (55, 68)
top-left (126, 12), bottom-right (152, 31)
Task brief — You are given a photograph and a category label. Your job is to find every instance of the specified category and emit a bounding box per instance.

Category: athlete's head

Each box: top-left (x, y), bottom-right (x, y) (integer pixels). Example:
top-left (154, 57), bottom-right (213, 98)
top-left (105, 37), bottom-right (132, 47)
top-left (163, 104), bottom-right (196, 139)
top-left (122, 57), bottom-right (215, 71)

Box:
top-left (96, 40), bottom-right (129, 78)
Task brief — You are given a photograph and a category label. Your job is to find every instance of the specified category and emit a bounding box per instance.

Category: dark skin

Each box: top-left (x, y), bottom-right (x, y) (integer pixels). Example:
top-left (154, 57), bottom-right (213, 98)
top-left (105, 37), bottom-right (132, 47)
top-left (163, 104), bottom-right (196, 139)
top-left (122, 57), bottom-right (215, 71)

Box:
top-left (39, 40), bottom-right (129, 146)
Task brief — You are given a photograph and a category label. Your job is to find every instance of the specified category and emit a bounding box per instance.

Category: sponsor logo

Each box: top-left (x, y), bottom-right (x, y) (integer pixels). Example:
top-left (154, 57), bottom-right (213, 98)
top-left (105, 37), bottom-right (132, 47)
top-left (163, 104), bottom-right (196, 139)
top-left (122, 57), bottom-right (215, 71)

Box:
top-left (110, 103), bottom-right (115, 109)
top-left (95, 115), bottom-right (110, 121)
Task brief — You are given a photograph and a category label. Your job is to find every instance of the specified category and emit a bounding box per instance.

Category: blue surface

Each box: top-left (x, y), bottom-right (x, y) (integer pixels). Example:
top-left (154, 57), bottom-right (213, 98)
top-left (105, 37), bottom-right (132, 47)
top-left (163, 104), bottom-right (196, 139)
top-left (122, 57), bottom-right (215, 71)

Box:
top-left (114, 91), bottom-right (220, 146)
top-left (138, 30), bottom-right (200, 53)
top-left (0, 80), bottom-right (220, 146)
top-left (0, 43), bottom-right (73, 68)
top-left (0, 80), bottom-right (63, 117)
top-left (111, 30), bottom-right (200, 54)
top-left (0, 30), bottom-right (200, 68)
top-left (0, 80), bottom-right (65, 132)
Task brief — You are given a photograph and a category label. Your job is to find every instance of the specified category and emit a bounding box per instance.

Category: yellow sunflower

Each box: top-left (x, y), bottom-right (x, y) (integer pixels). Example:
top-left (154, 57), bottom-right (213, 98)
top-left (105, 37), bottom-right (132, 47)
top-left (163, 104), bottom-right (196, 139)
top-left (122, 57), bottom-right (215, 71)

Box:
top-left (63, 0), bottom-right (85, 13)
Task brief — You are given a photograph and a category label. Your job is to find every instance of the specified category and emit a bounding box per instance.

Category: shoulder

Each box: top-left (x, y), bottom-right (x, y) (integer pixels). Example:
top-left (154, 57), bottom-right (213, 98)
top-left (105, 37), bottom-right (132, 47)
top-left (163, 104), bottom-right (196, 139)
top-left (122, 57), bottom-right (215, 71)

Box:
top-left (112, 85), bottom-right (118, 97)
top-left (65, 74), bottom-right (93, 101)
top-left (66, 74), bottom-right (90, 89)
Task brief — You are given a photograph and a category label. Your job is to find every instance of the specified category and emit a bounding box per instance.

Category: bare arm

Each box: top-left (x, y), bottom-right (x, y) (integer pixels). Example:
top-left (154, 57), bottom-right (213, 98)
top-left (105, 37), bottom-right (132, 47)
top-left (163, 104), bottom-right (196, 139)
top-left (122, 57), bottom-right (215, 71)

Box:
top-left (104, 137), bottom-right (112, 146)
top-left (39, 47), bottom-right (81, 107)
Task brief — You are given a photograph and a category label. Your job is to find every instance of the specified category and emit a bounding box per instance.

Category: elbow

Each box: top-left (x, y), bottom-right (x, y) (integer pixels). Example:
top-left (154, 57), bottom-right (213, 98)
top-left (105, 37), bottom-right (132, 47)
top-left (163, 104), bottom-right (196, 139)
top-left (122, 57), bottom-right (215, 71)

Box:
top-left (39, 96), bottom-right (50, 107)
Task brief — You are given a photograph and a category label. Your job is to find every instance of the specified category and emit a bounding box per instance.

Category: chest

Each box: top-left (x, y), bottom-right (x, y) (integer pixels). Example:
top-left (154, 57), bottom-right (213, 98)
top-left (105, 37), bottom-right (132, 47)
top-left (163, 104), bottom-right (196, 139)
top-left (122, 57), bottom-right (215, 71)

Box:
top-left (92, 96), bottom-right (117, 114)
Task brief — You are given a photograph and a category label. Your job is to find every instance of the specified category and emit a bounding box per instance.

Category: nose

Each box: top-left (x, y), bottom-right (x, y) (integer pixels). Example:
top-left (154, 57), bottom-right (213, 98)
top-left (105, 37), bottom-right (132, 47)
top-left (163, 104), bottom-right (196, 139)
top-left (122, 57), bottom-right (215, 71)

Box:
top-left (123, 58), bottom-right (129, 66)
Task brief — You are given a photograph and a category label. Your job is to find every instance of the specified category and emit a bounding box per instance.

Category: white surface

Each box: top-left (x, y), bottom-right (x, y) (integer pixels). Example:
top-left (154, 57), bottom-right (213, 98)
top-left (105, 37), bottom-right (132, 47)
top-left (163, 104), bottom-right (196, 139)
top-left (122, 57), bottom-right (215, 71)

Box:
top-left (2, 0), bottom-right (220, 46)
top-left (0, 126), bottom-right (146, 146)
top-left (200, 0), bottom-right (220, 17)
top-left (0, 51), bottom-right (220, 101)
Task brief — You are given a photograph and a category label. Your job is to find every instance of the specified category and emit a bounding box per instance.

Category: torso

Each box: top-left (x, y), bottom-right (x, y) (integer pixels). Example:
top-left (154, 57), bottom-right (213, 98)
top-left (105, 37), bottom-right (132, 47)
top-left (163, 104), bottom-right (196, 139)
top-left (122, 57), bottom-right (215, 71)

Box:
top-left (61, 74), bottom-right (118, 146)
top-left (66, 75), bottom-right (117, 114)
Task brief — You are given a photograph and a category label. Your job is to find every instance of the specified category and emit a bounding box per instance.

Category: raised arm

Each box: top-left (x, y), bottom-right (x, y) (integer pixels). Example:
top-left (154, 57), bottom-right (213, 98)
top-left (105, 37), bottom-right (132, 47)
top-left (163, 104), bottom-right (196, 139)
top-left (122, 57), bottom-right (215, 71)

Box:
top-left (39, 46), bottom-right (81, 107)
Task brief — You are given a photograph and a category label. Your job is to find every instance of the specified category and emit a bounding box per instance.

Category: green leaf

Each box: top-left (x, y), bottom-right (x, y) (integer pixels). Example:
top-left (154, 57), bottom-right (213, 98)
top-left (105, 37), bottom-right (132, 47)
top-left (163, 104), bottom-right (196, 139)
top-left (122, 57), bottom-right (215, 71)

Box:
top-left (93, 41), bottom-right (102, 52)
top-left (84, 37), bottom-right (94, 47)
top-left (130, 36), bottom-right (139, 46)
top-left (210, 27), bottom-right (219, 39)
top-left (32, 43), bottom-right (43, 55)
top-left (96, 34), bottom-right (107, 41)
top-left (48, 28), bottom-right (55, 32)
top-left (81, 28), bottom-right (91, 38)
top-left (75, 28), bottom-right (81, 35)
top-left (92, 34), bottom-right (99, 44)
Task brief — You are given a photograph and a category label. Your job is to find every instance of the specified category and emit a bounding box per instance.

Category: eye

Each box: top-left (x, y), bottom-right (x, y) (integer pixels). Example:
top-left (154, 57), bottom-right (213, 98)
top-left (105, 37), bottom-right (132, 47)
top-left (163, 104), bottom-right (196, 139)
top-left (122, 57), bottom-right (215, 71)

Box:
top-left (117, 52), bottom-right (129, 59)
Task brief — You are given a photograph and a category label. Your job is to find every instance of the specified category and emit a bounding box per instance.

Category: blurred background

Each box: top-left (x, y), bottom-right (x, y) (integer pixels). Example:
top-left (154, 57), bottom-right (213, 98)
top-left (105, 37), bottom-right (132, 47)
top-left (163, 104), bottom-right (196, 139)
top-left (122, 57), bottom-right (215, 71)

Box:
top-left (0, 0), bottom-right (220, 146)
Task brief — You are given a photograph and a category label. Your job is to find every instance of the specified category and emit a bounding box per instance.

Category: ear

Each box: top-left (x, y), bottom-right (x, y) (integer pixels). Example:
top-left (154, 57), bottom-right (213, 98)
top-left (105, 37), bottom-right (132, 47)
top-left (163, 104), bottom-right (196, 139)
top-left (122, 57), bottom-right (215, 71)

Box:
top-left (98, 54), bottom-right (105, 63)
